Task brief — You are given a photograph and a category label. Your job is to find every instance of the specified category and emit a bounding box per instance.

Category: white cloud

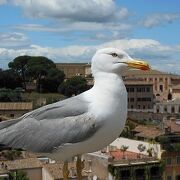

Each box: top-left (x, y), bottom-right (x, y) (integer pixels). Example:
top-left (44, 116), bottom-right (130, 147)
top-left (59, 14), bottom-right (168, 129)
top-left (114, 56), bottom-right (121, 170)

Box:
top-left (0, 0), bottom-right (7, 5)
top-left (0, 38), bottom-right (180, 74)
top-left (0, 32), bottom-right (31, 48)
top-left (11, 0), bottom-right (128, 23)
top-left (8, 0), bottom-right (132, 42)
top-left (141, 13), bottom-right (180, 28)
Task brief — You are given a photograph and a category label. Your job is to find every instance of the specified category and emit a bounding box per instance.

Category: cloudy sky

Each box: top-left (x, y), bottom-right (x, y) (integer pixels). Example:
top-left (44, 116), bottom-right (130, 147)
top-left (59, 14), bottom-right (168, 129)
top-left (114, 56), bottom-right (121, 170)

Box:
top-left (0, 0), bottom-right (180, 74)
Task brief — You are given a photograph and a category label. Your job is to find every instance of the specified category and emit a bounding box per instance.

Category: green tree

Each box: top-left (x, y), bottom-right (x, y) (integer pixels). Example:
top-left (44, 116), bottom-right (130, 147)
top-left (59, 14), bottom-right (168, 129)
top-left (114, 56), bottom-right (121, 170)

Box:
top-left (8, 55), bottom-right (31, 90)
top-left (8, 56), bottom-right (65, 92)
top-left (0, 88), bottom-right (22, 102)
top-left (120, 145), bottom-right (129, 159)
top-left (40, 68), bottom-right (65, 92)
top-left (2, 150), bottom-right (22, 160)
top-left (0, 69), bottom-right (22, 89)
top-left (58, 76), bottom-right (88, 97)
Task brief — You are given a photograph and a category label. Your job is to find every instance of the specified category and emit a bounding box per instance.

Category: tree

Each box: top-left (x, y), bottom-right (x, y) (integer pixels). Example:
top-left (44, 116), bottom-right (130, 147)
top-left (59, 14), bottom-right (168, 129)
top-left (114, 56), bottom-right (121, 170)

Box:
top-left (58, 76), bottom-right (88, 97)
top-left (8, 55), bottom-right (31, 90)
top-left (0, 69), bottom-right (22, 89)
top-left (0, 88), bottom-right (22, 102)
top-left (40, 68), bottom-right (65, 92)
top-left (120, 145), bottom-right (129, 159)
top-left (8, 55), bottom-right (65, 92)
top-left (137, 144), bottom-right (146, 158)
top-left (2, 150), bottom-right (22, 160)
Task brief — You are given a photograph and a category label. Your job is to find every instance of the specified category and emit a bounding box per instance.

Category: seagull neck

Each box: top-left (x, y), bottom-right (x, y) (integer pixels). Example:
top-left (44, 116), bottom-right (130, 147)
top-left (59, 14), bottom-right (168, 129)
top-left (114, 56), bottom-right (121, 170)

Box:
top-left (93, 72), bottom-right (124, 90)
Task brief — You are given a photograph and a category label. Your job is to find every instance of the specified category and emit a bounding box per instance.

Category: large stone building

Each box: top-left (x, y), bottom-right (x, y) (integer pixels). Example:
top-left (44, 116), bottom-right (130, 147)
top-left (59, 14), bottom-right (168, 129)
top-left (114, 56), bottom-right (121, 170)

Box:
top-left (124, 78), bottom-right (154, 110)
top-left (123, 69), bottom-right (180, 101)
top-left (56, 63), bottom-right (91, 79)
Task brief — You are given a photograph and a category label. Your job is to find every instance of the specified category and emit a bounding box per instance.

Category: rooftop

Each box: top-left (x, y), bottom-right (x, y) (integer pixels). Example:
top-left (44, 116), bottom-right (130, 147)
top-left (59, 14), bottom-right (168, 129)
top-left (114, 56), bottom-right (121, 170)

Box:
top-left (0, 102), bottom-right (33, 110)
top-left (133, 125), bottom-right (163, 139)
top-left (0, 158), bottom-right (42, 170)
top-left (164, 120), bottom-right (180, 133)
top-left (123, 69), bottom-right (179, 76)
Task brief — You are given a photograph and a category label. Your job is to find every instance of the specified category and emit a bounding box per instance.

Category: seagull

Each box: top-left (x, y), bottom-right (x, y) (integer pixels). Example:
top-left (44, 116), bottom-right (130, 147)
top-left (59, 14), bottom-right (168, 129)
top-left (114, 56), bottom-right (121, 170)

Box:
top-left (0, 48), bottom-right (150, 179)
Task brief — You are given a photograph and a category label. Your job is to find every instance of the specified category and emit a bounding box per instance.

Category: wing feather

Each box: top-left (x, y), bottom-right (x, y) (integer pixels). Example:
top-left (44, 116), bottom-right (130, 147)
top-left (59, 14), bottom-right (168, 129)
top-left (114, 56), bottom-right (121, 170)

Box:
top-left (0, 94), bottom-right (101, 153)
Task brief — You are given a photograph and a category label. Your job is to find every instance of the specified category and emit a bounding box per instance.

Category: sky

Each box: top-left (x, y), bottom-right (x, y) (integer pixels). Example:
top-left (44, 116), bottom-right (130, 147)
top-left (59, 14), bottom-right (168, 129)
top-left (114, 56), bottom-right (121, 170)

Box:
top-left (0, 0), bottom-right (180, 74)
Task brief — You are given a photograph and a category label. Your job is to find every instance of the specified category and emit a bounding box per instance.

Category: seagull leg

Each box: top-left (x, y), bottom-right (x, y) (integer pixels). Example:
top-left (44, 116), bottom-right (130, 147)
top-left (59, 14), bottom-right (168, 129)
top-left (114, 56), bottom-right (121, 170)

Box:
top-left (76, 156), bottom-right (84, 180)
top-left (63, 161), bottom-right (69, 180)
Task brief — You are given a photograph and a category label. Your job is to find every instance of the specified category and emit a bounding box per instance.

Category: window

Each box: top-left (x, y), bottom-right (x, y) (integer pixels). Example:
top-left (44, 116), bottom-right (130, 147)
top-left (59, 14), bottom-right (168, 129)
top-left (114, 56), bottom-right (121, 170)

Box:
top-left (131, 105), bottom-right (134, 109)
top-left (159, 78), bottom-right (163, 82)
top-left (160, 85), bottom-right (163, 92)
top-left (146, 87), bottom-right (150, 92)
top-left (164, 106), bottom-right (167, 112)
top-left (130, 88), bottom-right (134, 92)
top-left (167, 176), bottom-right (172, 180)
top-left (177, 157), bottom-right (180, 164)
top-left (130, 98), bottom-right (134, 102)
top-left (166, 158), bottom-right (172, 165)
top-left (138, 105), bottom-right (140, 109)
top-left (137, 88), bottom-right (141, 92)
top-left (171, 106), bottom-right (175, 113)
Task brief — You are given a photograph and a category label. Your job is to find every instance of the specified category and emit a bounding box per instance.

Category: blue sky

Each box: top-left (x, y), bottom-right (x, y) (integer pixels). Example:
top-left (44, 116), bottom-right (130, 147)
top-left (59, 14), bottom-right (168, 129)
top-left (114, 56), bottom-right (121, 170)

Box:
top-left (0, 0), bottom-right (180, 74)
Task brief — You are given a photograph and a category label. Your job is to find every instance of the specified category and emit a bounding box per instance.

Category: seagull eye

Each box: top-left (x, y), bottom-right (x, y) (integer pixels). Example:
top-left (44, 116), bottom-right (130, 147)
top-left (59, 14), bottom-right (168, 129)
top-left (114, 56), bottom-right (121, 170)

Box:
top-left (111, 53), bottom-right (118, 57)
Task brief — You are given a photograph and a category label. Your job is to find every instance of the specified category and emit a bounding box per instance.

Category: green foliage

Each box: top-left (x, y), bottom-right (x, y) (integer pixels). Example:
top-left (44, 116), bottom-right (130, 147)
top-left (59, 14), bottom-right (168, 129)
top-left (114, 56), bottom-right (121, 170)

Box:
top-left (0, 69), bottom-right (22, 89)
top-left (1, 150), bottom-right (22, 160)
top-left (120, 145), bottom-right (129, 159)
top-left (137, 144), bottom-right (146, 152)
top-left (58, 76), bottom-right (88, 97)
top-left (173, 143), bottom-right (180, 151)
top-left (120, 120), bottom-right (135, 138)
top-left (8, 55), bottom-right (31, 89)
top-left (8, 55), bottom-right (65, 92)
top-left (10, 170), bottom-right (29, 180)
top-left (40, 68), bottom-right (65, 92)
top-left (0, 88), bottom-right (22, 102)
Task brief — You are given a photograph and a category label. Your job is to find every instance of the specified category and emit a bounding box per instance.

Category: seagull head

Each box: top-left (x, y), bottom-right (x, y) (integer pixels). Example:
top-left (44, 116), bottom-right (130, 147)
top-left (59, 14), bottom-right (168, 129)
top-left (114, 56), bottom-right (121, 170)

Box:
top-left (91, 47), bottom-right (150, 75)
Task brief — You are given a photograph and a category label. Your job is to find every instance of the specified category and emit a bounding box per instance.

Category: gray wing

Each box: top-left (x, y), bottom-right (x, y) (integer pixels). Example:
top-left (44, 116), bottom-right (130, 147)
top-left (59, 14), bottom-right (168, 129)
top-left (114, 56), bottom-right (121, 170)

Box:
top-left (0, 95), bottom-right (101, 153)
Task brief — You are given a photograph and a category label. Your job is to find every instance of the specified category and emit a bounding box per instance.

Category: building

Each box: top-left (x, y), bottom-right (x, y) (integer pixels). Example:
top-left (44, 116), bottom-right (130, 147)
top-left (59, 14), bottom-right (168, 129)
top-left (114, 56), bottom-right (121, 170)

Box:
top-left (154, 99), bottom-right (180, 115)
top-left (123, 69), bottom-right (180, 102)
top-left (83, 138), bottom-right (162, 180)
top-left (0, 158), bottom-right (42, 180)
top-left (0, 102), bottom-right (33, 119)
top-left (124, 78), bottom-right (154, 110)
top-left (56, 63), bottom-right (180, 101)
top-left (161, 151), bottom-right (180, 180)
top-left (56, 63), bottom-right (91, 79)
top-left (0, 157), bottom-right (88, 180)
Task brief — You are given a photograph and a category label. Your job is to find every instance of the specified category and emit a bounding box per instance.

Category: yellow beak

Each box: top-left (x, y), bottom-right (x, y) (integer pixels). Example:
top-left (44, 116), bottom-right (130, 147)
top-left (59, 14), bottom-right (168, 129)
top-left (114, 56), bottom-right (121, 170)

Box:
top-left (126, 59), bottom-right (151, 71)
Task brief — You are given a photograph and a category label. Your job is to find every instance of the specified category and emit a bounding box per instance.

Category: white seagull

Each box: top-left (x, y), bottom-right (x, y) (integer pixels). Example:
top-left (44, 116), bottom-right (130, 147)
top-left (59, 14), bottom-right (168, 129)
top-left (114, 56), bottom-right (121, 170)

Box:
top-left (0, 48), bottom-right (150, 179)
